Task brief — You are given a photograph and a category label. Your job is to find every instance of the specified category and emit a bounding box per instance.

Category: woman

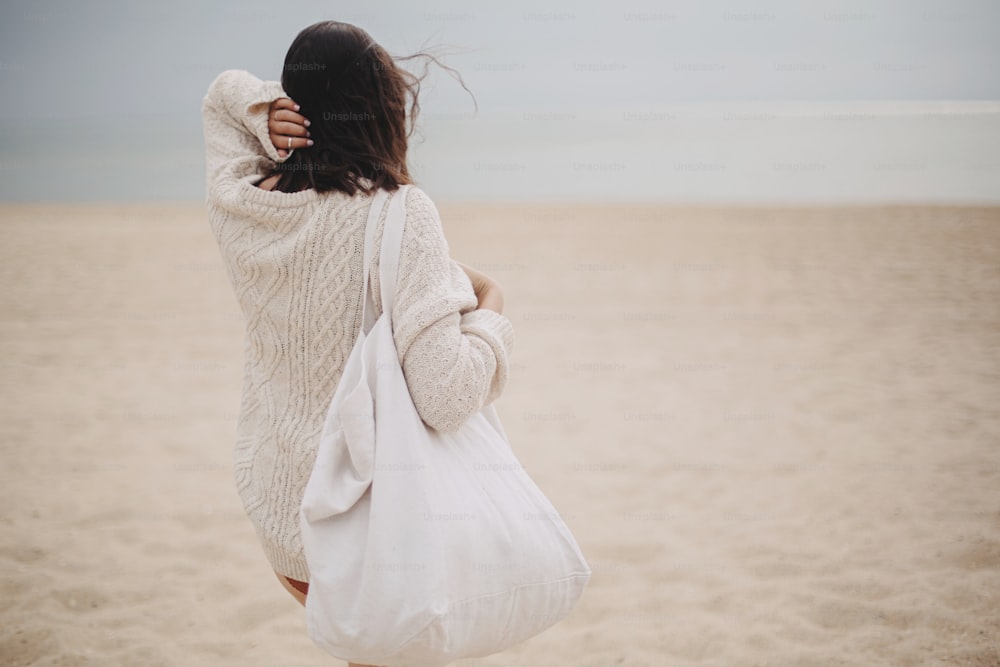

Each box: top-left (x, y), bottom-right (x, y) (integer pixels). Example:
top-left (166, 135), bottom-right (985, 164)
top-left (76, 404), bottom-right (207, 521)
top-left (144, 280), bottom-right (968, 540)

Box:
top-left (201, 21), bottom-right (515, 665)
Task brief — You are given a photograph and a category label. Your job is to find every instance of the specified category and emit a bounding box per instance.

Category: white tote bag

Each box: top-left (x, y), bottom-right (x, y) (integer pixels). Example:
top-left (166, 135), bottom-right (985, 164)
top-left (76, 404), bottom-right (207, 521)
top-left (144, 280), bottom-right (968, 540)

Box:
top-left (299, 186), bottom-right (591, 667)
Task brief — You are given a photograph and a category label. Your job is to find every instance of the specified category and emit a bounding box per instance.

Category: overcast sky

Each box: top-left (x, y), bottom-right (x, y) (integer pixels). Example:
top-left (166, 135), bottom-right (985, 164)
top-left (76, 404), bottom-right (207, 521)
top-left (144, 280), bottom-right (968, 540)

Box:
top-left (1, 0), bottom-right (997, 122)
top-left (0, 0), bottom-right (997, 202)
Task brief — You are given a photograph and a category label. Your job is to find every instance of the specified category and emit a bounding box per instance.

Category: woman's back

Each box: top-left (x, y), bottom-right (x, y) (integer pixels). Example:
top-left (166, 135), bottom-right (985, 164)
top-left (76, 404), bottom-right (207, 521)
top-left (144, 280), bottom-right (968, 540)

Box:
top-left (203, 69), bottom-right (514, 582)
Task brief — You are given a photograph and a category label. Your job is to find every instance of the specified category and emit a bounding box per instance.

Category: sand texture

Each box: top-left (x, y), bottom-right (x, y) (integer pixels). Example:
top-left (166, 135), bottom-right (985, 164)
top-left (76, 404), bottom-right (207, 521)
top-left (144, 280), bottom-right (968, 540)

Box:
top-left (1, 202), bottom-right (998, 666)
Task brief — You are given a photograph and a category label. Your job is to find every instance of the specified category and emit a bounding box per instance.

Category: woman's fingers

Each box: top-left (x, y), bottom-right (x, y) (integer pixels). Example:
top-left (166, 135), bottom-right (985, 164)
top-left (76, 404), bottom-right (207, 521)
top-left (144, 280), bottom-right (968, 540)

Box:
top-left (268, 98), bottom-right (313, 155)
top-left (272, 96), bottom-right (299, 112)
top-left (272, 108), bottom-right (310, 128)
top-left (271, 119), bottom-right (310, 137)
top-left (268, 97), bottom-right (313, 156)
top-left (269, 132), bottom-right (313, 152)
top-left (270, 98), bottom-right (310, 128)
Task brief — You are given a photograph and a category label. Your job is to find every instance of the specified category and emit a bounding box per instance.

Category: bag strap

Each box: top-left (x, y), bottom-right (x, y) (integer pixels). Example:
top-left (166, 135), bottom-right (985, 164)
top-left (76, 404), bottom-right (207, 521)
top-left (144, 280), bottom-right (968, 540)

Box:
top-left (359, 188), bottom-right (391, 334)
top-left (377, 185), bottom-right (412, 326)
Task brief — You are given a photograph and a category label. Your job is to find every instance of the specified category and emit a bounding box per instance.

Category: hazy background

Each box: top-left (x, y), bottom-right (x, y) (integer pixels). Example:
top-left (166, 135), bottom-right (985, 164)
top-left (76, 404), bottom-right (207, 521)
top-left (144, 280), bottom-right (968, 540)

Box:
top-left (0, 0), bottom-right (998, 203)
top-left (3, 4), bottom-right (1000, 664)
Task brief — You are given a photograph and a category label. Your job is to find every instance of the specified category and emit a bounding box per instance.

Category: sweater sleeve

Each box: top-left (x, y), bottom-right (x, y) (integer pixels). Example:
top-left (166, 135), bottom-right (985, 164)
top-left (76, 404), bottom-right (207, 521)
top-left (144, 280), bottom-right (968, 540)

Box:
top-left (201, 69), bottom-right (287, 196)
top-left (374, 187), bottom-right (516, 433)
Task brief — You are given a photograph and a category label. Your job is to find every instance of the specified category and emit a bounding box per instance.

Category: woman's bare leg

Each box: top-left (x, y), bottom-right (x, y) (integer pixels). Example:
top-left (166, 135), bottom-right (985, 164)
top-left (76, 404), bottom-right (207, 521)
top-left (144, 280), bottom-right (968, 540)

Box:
top-left (272, 570), bottom-right (379, 667)
top-left (273, 569), bottom-right (307, 606)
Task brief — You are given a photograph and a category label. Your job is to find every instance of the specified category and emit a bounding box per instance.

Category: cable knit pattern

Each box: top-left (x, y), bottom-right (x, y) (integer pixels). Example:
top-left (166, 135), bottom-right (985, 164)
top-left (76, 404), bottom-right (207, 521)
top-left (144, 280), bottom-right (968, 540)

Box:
top-left (202, 69), bottom-right (516, 582)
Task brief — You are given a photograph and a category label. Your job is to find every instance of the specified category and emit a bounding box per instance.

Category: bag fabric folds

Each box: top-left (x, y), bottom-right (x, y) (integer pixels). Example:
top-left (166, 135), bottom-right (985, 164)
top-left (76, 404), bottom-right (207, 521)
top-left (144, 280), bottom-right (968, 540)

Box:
top-left (299, 186), bottom-right (591, 667)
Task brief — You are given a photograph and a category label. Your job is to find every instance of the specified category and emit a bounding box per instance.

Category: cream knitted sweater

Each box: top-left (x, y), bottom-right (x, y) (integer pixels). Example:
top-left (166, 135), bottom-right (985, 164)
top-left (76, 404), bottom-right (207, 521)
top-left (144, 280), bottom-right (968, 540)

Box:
top-left (202, 69), bottom-right (516, 582)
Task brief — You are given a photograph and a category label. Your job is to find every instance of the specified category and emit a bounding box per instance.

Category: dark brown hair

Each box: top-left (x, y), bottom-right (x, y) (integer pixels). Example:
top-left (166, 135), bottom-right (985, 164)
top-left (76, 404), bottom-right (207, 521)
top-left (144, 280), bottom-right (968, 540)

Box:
top-left (270, 21), bottom-right (469, 196)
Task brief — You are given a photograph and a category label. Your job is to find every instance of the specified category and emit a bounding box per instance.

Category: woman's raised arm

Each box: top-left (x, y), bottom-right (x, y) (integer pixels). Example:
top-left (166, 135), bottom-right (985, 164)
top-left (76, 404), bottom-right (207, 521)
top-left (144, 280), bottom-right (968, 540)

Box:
top-left (374, 187), bottom-right (516, 433)
top-left (201, 69), bottom-right (293, 193)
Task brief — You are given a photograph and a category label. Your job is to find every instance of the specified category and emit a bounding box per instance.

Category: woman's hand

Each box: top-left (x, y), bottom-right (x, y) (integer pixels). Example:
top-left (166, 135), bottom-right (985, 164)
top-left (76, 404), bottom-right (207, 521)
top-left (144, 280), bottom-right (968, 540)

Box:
top-left (456, 261), bottom-right (504, 315)
top-left (268, 98), bottom-right (313, 158)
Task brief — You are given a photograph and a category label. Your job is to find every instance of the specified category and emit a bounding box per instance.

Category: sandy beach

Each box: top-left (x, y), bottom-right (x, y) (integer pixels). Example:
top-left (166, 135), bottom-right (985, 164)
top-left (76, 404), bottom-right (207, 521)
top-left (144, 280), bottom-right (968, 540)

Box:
top-left (1, 201), bottom-right (998, 666)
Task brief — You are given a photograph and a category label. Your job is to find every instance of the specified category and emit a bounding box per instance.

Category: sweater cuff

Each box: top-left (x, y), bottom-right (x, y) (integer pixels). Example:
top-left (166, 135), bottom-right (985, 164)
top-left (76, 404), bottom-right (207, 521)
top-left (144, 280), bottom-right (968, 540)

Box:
top-left (461, 308), bottom-right (515, 357)
top-left (243, 79), bottom-right (288, 164)
top-left (459, 309), bottom-right (516, 406)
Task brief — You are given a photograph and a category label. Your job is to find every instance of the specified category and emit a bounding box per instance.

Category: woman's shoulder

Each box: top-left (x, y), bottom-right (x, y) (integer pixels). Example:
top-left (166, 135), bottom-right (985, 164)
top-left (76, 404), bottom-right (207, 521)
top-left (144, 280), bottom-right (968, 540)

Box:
top-left (401, 184), bottom-right (438, 218)
top-left (366, 184), bottom-right (441, 237)
top-left (393, 186), bottom-right (447, 250)
top-left (365, 184), bottom-right (448, 261)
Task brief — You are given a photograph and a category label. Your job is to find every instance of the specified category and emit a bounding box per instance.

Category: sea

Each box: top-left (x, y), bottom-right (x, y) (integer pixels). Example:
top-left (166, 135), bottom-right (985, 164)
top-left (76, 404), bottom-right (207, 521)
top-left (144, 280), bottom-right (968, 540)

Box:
top-left (1, 100), bottom-right (997, 204)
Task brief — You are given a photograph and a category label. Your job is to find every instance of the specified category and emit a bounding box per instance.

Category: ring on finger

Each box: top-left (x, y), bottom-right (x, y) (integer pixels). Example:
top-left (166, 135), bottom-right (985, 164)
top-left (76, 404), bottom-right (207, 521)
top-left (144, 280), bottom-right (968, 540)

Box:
top-left (288, 137), bottom-right (293, 150)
